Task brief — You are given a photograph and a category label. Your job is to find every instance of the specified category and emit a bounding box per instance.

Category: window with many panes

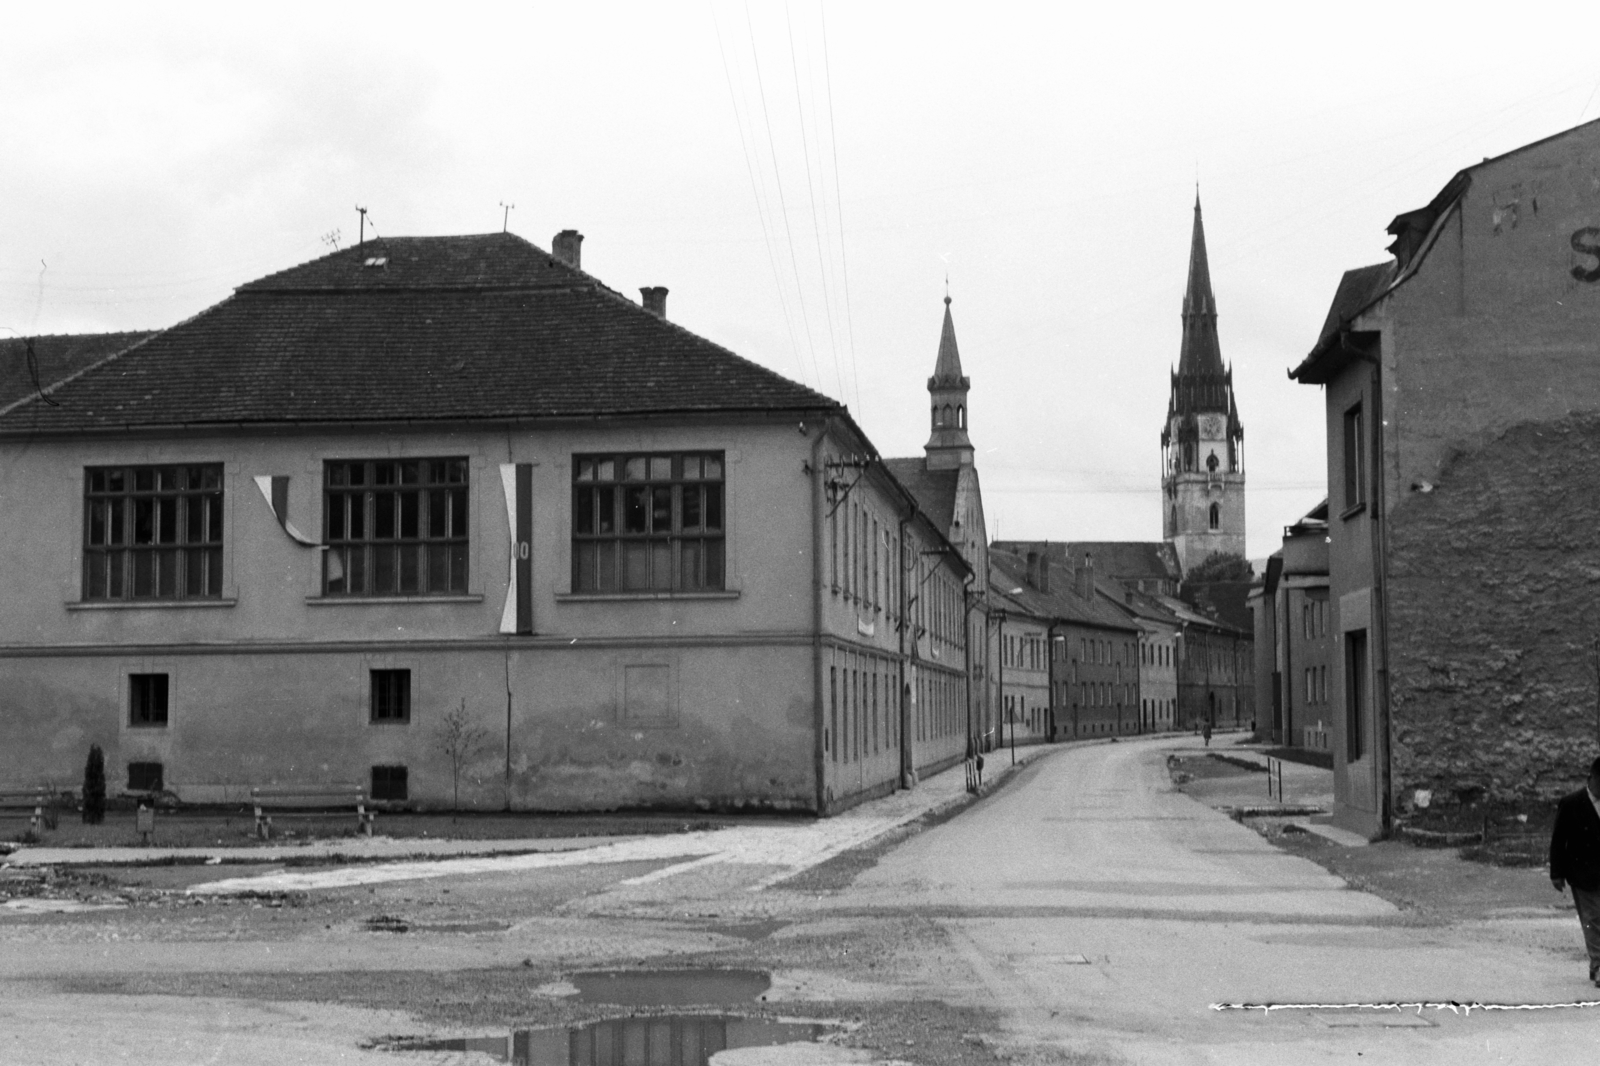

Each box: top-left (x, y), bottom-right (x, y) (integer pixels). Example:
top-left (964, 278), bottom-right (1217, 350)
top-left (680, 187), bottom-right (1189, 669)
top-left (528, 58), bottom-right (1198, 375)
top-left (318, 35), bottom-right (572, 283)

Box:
top-left (572, 453), bottom-right (724, 593)
top-left (84, 465), bottom-right (223, 600)
top-left (324, 459), bottom-right (468, 596)
top-left (370, 669), bottom-right (411, 723)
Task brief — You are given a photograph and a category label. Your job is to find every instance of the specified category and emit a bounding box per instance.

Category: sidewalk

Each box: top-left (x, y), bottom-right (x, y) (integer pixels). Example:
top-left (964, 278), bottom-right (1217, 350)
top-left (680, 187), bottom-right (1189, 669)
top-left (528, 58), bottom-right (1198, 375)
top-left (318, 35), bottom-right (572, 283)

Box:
top-left (2, 737), bottom-right (1077, 891)
top-left (1169, 743), bottom-right (1369, 847)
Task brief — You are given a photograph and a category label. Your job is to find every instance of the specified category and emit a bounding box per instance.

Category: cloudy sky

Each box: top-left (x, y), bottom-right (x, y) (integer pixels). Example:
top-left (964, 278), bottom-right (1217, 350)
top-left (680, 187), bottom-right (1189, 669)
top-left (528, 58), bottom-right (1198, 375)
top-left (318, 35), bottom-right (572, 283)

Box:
top-left (5, 3), bottom-right (1599, 559)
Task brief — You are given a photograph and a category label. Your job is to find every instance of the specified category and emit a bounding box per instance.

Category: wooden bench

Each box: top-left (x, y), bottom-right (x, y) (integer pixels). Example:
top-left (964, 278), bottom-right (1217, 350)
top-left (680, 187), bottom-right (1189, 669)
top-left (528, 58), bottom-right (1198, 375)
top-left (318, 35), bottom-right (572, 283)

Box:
top-left (0, 787), bottom-right (55, 836)
top-left (251, 784), bottom-right (374, 840)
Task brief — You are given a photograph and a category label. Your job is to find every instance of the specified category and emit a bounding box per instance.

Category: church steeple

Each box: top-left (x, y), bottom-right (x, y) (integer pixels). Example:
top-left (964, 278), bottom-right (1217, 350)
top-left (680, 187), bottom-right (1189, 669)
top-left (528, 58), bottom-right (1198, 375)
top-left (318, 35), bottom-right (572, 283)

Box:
top-left (925, 295), bottom-right (973, 470)
top-left (1161, 193), bottom-right (1245, 572)
top-left (1178, 194), bottom-right (1224, 377)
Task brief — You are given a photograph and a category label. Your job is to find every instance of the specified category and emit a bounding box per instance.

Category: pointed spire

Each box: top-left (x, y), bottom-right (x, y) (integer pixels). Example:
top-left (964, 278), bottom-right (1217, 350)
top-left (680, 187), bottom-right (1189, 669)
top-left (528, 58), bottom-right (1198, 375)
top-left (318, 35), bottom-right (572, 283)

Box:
top-left (932, 294), bottom-right (964, 383)
top-left (925, 293), bottom-right (973, 469)
top-left (1178, 193), bottom-right (1224, 377)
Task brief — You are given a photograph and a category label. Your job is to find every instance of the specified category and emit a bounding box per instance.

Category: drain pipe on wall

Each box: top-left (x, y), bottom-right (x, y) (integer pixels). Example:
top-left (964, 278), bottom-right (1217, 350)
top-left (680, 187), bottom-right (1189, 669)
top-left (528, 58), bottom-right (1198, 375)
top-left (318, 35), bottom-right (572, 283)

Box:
top-left (898, 511), bottom-right (914, 789)
top-left (810, 417), bottom-right (830, 814)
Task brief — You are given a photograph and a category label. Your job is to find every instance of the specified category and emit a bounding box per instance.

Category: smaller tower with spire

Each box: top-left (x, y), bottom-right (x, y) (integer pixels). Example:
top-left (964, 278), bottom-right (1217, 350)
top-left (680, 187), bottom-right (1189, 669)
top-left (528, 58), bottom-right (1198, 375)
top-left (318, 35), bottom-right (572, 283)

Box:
top-left (1161, 195), bottom-right (1245, 572)
top-left (925, 295), bottom-right (974, 471)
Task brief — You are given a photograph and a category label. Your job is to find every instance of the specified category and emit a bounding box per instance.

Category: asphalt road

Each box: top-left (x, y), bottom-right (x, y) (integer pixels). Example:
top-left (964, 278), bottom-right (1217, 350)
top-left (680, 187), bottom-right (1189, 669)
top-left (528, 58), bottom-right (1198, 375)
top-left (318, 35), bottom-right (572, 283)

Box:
top-left (2, 737), bottom-right (1598, 1065)
top-left (847, 737), bottom-right (1600, 1064)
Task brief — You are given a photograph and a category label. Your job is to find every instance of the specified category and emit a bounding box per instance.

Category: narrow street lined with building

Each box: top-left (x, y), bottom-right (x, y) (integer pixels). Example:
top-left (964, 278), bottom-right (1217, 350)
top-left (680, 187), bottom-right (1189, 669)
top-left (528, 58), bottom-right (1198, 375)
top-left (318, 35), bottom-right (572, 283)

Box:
top-left (3, 737), bottom-right (1594, 1065)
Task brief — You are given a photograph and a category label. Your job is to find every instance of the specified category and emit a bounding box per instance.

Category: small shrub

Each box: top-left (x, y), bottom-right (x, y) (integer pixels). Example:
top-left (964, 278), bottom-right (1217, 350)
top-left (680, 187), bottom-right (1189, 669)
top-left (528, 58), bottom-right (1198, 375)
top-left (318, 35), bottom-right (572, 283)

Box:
top-left (82, 745), bottom-right (106, 825)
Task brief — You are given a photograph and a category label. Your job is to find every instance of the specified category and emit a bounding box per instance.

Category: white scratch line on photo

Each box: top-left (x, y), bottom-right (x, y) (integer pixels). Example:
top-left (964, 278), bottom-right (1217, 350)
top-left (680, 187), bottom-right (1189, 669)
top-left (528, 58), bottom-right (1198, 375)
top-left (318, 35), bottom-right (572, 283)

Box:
top-left (1213, 1000), bottom-right (1600, 1015)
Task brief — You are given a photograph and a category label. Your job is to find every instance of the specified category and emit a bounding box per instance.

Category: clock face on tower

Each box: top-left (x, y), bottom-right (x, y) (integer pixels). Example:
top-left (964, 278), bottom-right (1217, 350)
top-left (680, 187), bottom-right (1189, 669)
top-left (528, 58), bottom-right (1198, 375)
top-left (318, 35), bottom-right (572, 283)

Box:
top-left (1199, 414), bottom-right (1226, 439)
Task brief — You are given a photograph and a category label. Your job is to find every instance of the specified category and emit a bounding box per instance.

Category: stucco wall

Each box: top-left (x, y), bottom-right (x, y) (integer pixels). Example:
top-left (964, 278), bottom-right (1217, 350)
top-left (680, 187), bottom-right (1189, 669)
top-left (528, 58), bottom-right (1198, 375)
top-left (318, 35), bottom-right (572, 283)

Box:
top-left (0, 417), bottom-right (834, 810)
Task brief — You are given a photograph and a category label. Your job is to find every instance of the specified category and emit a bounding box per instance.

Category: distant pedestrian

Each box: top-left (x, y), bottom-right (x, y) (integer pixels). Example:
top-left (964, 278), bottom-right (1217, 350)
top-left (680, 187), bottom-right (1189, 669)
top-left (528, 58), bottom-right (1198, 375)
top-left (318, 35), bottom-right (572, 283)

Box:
top-left (975, 752), bottom-right (984, 789)
top-left (1549, 756), bottom-right (1600, 987)
top-left (1202, 721), bottom-right (1212, 748)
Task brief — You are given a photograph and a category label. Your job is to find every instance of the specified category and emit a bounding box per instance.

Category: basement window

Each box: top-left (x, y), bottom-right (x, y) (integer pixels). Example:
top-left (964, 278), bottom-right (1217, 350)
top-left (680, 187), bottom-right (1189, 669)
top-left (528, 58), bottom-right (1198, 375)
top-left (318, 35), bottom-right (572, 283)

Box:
top-left (127, 761), bottom-right (164, 792)
top-left (371, 765), bottom-right (408, 801)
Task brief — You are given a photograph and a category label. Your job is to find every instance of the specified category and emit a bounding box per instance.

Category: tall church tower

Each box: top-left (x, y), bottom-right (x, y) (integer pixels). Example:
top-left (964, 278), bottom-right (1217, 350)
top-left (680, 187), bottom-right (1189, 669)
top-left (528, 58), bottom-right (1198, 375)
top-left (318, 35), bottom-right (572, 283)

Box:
top-left (925, 295), bottom-right (974, 471)
top-left (1161, 195), bottom-right (1245, 573)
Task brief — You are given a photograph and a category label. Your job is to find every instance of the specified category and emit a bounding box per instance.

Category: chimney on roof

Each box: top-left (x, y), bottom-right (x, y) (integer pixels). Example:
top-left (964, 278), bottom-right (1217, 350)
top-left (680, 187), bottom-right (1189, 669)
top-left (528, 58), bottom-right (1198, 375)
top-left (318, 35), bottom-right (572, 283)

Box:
top-left (1077, 552), bottom-right (1094, 600)
top-left (640, 286), bottom-right (669, 319)
top-left (552, 229), bottom-right (583, 270)
top-left (1026, 550), bottom-right (1040, 591)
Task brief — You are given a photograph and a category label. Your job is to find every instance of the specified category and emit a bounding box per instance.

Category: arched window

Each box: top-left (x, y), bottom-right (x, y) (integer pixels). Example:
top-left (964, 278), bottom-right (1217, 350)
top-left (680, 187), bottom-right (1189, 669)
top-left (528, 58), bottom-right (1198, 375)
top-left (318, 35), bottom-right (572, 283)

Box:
top-left (1209, 503), bottom-right (1220, 530)
top-left (931, 405), bottom-right (941, 427)
top-left (957, 405), bottom-right (966, 429)
top-left (942, 404), bottom-right (953, 428)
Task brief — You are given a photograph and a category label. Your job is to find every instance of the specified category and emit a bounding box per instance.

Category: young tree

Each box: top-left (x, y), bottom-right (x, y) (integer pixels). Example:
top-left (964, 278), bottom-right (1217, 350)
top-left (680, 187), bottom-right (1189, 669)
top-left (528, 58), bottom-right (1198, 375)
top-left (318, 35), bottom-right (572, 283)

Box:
top-left (437, 699), bottom-right (490, 813)
top-left (82, 744), bottom-right (106, 825)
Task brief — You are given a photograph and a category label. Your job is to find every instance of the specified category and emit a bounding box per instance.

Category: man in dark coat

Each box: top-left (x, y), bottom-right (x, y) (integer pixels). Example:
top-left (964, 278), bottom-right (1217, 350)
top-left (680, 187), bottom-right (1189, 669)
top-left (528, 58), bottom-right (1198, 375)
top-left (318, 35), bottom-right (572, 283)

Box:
top-left (1549, 756), bottom-right (1600, 986)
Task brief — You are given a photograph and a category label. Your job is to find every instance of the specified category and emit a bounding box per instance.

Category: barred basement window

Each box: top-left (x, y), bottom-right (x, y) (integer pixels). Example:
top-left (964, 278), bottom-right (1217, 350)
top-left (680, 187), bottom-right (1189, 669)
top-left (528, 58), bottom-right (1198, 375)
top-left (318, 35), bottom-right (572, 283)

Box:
top-left (127, 762), bottom-right (164, 792)
top-left (371, 765), bottom-right (408, 801)
top-left (84, 465), bottom-right (224, 600)
top-left (324, 459), bottom-right (468, 596)
top-left (572, 453), bottom-right (725, 592)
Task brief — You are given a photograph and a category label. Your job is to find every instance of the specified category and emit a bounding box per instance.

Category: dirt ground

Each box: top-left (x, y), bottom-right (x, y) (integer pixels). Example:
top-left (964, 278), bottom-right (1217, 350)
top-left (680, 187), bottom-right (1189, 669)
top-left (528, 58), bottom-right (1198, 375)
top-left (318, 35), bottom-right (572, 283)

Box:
top-left (3, 806), bottom-right (779, 850)
top-left (1175, 753), bottom-right (1569, 924)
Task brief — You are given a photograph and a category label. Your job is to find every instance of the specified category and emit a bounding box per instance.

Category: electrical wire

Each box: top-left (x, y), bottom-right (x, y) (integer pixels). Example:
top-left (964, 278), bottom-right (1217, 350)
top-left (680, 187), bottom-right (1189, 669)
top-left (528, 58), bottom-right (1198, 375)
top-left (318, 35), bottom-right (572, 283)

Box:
top-left (819, 0), bottom-right (861, 415)
top-left (709, 1), bottom-right (809, 388)
top-left (785, 3), bottom-right (844, 403)
top-left (744, 0), bottom-right (825, 392)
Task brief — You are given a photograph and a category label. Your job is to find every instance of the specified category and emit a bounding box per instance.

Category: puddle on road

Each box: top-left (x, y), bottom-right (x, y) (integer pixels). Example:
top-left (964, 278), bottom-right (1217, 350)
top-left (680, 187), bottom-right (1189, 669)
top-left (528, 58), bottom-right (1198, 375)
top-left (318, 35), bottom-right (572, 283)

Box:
top-left (383, 1015), bottom-right (826, 1065)
top-left (569, 968), bottom-right (770, 1006)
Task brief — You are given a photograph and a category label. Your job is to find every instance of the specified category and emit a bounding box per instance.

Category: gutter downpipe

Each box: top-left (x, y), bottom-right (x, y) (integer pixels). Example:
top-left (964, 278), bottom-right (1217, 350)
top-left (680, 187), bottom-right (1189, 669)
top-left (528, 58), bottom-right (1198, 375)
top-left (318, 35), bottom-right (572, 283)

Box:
top-left (964, 572), bottom-right (976, 759)
top-left (1363, 341), bottom-right (1396, 839)
top-left (897, 512), bottom-right (914, 789)
top-left (811, 419), bottom-right (830, 814)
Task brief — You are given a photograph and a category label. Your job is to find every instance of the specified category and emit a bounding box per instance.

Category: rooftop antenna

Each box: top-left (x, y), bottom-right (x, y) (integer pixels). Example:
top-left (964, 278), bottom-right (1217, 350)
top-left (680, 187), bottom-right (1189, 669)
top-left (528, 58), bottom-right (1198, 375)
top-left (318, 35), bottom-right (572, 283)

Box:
top-left (499, 201), bottom-right (515, 233)
top-left (356, 206), bottom-right (368, 247)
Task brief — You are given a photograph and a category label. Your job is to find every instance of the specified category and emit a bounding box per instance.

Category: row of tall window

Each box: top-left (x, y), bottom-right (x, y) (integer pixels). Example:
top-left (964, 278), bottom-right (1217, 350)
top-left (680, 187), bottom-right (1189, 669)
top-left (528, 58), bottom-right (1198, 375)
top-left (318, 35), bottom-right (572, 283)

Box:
top-left (830, 488), bottom-right (890, 614)
top-left (1302, 598), bottom-right (1328, 639)
top-left (1140, 640), bottom-right (1174, 667)
top-left (1079, 638), bottom-right (1134, 665)
top-left (829, 484), bottom-right (965, 651)
top-left (1141, 697), bottom-right (1174, 722)
top-left (82, 454), bottom-right (732, 602)
top-left (1004, 632), bottom-right (1045, 670)
top-left (1305, 664), bottom-right (1328, 705)
top-left (1077, 682), bottom-right (1132, 707)
top-left (827, 657), bottom-right (898, 765)
top-left (1004, 693), bottom-right (1046, 735)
